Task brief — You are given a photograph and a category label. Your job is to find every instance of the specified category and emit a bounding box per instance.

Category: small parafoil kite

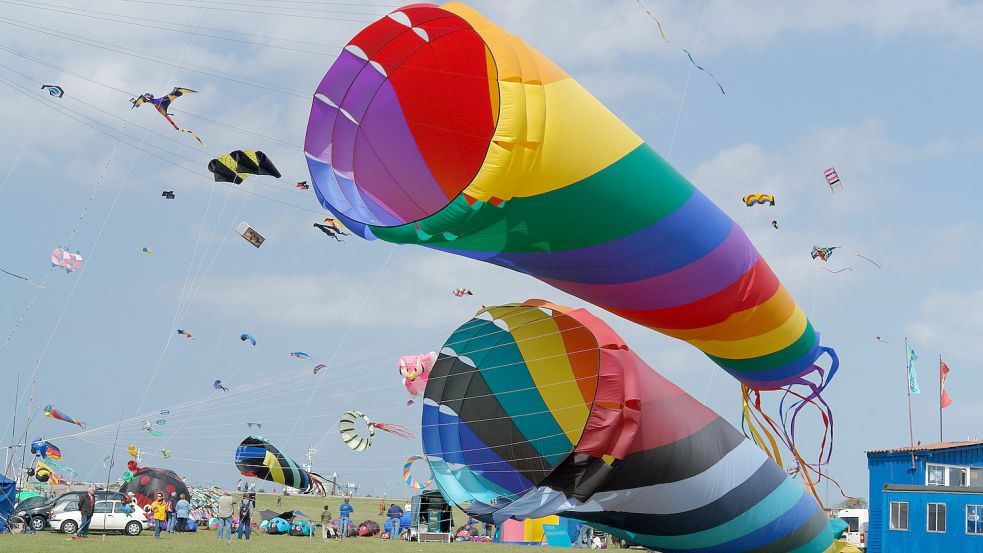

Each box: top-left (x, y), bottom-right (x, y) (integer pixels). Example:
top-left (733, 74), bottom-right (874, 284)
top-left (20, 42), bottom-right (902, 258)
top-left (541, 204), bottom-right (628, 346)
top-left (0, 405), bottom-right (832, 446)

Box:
top-left (772, 220), bottom-right (779, 229)
top-left (398, 353), bottom-right (436, 398)
top-left (234, 436), bottom-right (329, 494)
top-left (296, 181), bottom-right (310, 190)
top-left (422, 300), bottom-right (834, 551)
top-left (452, 288), bottom-right (473, 297)
top-left (162, 191), bottom-right (175, 199)
top-left (213, 379), bottom-right (229, 392)
top-left (338, 410), bottom-right (411, 452)
top-left (161, 449), bottom-right (171, 458)
top-left (235, 221), bottom-right (265, 248)
top-left (131, 87), bottom-right (205, 147)
top-left (824, 167), bottom-right (842, 193)
top-left (128, 445), bottom-right (139, 458)
top-left (313, 363), bottom-right (326, 374)
top-left (177, 329), bottom-right (193, 339)
top-left (142, 247), bottom-right (153, 255)
top-left (742, 194), bottom-right (775, 206)
top-left (43, 405), bottom-right (84, 428)
top-left (41, 84), bottom-right (64, 98)
top-left (290, 352), bottom-right (311, 360)
top-left (50, 247), bottom-right (84, 273)
top-left (141, 420), bottom-right (153, 432)
top-left (208, 150), bottom-right (281, 184)
top-left (246, 422), bottom-right (262, 429)
top-left (402, 456), bottom-right (433, 490)
top-left (160, 410), bottom-right (170, 416)
top-left (240, 333), bottom-right (256, 346)
top-left (120, 466), bottom-right (190, 508)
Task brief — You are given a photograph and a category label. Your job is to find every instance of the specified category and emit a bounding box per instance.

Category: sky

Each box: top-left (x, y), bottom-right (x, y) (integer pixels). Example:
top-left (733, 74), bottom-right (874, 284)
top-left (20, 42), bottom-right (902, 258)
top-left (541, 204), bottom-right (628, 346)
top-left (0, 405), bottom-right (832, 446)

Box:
top-left (1, 0), bottom-right (982, 503)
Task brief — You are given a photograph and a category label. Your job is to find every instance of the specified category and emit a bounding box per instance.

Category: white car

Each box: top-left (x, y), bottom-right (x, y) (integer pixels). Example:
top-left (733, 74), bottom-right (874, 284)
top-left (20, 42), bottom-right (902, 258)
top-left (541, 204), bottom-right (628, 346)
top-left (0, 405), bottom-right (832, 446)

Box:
top-left (49, 499), bottom-right (150, 536)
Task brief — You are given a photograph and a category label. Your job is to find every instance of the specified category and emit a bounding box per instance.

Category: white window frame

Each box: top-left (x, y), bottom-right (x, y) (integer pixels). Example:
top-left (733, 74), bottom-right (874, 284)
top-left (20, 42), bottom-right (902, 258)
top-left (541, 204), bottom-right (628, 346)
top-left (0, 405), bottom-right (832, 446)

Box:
top-left (927, 502), bottom-right (946, 533)
top-left (926, 463), bottom-right (973, 487)
top-left (890, 501), bottom-right (909, 531)
top-left (968, 505), bottom-right (983, 536)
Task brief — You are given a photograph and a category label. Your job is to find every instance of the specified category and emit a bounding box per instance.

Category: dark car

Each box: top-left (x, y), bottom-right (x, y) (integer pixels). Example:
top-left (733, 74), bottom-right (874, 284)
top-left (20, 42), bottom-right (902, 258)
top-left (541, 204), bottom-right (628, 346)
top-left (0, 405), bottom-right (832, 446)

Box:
top-left (13, 495), bottom-right (54, 532)
top-left (50, 490), bottom-right (124, 519)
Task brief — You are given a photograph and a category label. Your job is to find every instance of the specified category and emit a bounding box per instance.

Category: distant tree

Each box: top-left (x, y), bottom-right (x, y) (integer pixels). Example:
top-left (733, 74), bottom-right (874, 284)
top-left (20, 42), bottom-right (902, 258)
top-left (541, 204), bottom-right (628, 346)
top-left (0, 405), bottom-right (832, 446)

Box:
top-left (838, 497), bottom-right (868, 509)
top-left (258, 487), bottom-right (266, 494)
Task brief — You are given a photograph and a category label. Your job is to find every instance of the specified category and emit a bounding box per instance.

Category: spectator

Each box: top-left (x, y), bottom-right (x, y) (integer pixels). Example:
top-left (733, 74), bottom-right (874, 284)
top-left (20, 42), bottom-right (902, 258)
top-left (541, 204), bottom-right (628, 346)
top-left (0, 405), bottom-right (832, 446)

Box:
top-left (216, 491), bottom-right (235, 542)
top-left (73, 486), bottom-right (96, 539)
top-left (338, 497), bottom-right (354, 539)
top-left (378, 499), bottom-right (385, 516)
top-left (387, 503), bottom-right (404, 541)
top-left (175, 493), bottom-right (190, 532)
top-left (150, 492), bottom-right (168, 539)
top-left (166, 492), bottom-right (177, 534)
top-left (237, 493), bottom-right (254, 540)
top-left (320, 504), bottom-right (334, 540)
top-left (119, 493), bottom-right (135, 516)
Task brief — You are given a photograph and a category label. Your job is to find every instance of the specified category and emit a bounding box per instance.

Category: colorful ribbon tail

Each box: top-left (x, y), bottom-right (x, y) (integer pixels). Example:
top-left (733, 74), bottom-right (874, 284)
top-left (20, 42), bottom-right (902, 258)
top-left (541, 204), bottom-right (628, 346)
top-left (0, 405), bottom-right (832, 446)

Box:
top-left (682, 48), bottom-right (726, 94)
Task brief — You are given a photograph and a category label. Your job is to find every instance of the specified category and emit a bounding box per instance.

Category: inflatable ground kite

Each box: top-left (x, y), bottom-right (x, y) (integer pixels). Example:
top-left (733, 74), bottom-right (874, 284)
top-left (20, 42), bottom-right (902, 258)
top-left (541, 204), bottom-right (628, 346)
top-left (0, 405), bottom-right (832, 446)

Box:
top-left (422, 301), bottom-right (834, 552)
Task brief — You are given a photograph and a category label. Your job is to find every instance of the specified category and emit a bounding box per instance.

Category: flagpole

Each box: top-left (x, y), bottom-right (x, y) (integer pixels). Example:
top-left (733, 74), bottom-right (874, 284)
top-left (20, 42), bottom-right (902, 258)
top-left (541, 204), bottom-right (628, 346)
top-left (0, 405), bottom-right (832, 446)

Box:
top-left (939, 355), bottom-right (944, 443)
top-left (905, 338), bottom-right (915, 469)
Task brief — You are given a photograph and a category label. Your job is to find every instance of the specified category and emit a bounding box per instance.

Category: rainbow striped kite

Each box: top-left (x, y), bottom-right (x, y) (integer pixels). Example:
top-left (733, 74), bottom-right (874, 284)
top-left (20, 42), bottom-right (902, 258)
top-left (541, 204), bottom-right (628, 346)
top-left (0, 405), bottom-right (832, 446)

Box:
top-left (43, 404), bottom-right (84, 428)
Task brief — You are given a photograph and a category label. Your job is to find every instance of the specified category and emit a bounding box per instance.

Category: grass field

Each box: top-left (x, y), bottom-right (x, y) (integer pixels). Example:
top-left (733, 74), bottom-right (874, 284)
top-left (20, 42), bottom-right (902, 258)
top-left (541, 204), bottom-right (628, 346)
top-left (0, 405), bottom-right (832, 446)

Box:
top-left (0, 495), bottom-right (505, 553)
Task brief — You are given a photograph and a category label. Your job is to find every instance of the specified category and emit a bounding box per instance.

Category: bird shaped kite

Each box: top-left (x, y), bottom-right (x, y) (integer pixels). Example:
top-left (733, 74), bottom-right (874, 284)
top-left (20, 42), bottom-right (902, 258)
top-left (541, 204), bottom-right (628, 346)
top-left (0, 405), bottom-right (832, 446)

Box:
top-left (177, 329), bottom-right (193, 339)
top-left (296, 181), bottom-right (310, 190)
top-left (130, 87), bottom-right (205, 147)
top-left (314, 218), bottom-right (350, 242)
top-left (452, 288), bottom-right (474, 297)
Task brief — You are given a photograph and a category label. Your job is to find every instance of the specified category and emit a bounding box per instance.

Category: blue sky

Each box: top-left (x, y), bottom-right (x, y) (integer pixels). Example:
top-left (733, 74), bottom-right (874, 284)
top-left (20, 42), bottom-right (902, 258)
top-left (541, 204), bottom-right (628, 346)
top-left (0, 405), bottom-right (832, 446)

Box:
top-left (1, 0), bottom-right (982, 502)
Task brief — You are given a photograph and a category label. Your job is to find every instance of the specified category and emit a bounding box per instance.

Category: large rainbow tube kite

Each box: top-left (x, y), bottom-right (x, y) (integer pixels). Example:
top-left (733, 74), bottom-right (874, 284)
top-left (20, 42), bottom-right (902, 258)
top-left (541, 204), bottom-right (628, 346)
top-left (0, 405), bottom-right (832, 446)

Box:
top-left (422, 301), bottom-right (835, 552)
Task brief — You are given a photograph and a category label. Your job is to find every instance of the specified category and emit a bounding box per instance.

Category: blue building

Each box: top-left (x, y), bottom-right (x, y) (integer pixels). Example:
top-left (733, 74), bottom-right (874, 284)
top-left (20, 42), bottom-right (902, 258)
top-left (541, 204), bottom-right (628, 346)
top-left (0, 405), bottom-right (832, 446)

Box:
top-left (867, 440), bottom-right (983, 552)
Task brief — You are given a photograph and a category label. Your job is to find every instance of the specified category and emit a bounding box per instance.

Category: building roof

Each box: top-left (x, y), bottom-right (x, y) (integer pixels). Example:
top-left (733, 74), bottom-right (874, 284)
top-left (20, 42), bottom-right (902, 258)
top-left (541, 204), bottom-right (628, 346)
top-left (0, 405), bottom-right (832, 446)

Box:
top-left (866, 440), bottom-right (983, 454)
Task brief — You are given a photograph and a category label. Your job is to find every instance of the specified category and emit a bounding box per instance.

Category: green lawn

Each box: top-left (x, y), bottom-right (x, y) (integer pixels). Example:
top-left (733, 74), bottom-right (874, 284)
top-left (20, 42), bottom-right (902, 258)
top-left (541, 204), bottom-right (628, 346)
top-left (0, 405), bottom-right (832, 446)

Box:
top-left (0, 494), bottom-right (504, 553)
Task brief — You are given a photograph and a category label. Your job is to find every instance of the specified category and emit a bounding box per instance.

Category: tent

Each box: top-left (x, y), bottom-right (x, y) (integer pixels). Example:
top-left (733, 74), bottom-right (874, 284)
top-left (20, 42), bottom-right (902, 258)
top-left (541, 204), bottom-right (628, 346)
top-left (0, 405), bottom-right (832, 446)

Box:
top-left (0, 474), bottom-right (15, 533)
top-left (411, 490), bottom-right (453, 533)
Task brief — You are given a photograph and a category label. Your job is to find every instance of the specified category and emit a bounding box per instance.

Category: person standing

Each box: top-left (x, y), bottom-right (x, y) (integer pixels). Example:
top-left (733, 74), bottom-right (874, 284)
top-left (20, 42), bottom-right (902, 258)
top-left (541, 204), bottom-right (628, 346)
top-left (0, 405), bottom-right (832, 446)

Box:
top-left (386, 503), bottom-right (404, 541)
top-left (150, 493), bottom-right (168, 539)
top-left (338, 497), bottom-right (354, 539)
top-left (236, 493), bottom-right (254, 540)
top-left (74, 487), bottom-right (96, 539)
top-left (320, 504), bottom-right (333, 540)
top-left (166, 492), bottom-right (177, 534)
top-left (216, 490), bottom-right (235, 542)
top-left (378, 499), bottom-right (385, 516)
top-left (175, 493), bottom-right (190, 533)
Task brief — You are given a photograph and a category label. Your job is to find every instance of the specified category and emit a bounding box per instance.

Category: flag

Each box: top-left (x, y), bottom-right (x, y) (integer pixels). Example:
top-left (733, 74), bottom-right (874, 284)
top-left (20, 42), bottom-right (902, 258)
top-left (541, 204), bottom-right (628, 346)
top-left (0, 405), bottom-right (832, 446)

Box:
top-left (907, 342), bottom-right (921, 394)
top-left (941, 359), bottom-right (952, 408)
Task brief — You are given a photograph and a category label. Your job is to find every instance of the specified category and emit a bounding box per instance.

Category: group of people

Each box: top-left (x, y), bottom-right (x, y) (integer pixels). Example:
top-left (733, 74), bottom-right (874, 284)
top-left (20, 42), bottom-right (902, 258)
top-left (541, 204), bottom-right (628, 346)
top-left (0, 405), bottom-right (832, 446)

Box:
top-left (319, 497), bottom-right (356, 539)
top-left (148, 491), bottom-right (191, 538)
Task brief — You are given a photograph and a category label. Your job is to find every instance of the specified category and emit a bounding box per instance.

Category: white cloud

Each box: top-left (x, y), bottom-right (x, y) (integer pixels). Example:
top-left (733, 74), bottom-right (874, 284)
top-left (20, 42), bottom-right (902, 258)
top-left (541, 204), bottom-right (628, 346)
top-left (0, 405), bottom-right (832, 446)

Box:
top-left (907, 288), bottom-right (983, 359)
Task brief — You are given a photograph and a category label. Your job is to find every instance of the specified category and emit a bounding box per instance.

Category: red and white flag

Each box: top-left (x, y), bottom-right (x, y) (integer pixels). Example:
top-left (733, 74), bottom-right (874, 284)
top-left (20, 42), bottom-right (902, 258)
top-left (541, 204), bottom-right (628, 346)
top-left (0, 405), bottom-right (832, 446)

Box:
top-left (941, 359), bottom-right (953, 409)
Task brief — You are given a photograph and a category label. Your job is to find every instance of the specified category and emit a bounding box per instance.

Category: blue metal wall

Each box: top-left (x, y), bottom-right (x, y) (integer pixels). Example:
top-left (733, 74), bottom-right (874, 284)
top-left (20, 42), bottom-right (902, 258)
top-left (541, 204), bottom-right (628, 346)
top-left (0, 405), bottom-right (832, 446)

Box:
top-left (867, 444), bottom-right (983, 553)
top-left (880, 488), bottom-right (983, 552)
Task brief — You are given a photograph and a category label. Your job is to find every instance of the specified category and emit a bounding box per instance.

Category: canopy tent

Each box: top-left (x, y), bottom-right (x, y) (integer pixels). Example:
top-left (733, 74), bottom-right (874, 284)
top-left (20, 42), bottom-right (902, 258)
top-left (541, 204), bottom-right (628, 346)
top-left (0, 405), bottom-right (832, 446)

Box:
top-left (412, 490), bottom-right (454, 533)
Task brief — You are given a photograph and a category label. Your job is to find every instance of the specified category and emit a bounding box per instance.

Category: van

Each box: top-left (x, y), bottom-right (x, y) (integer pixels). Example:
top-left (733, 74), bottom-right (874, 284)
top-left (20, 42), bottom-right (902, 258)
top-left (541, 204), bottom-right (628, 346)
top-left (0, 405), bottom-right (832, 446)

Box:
top-left (834, 508), bottom-right (868, 551)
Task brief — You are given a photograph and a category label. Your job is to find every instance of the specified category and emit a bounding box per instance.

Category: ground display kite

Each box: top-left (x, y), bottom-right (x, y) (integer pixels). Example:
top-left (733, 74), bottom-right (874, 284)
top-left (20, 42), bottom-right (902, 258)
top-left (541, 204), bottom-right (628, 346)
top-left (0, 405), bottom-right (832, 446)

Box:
top-left (234, 436), bottom-right (327, 494)
top-left (208, 150), bottom-right (281, 184)
top-left (120, 466), bottom-right (190, 508)
top-left (304, 2), bottom-right (839, 486)
top-left (422, 301), bottom-right (834, 552)
top-left (50, 247), bottom-right (84, 273)
top-left (43, 405), bottom-right (84, 428)
top-left (130, 87), bottom-right (205, 147)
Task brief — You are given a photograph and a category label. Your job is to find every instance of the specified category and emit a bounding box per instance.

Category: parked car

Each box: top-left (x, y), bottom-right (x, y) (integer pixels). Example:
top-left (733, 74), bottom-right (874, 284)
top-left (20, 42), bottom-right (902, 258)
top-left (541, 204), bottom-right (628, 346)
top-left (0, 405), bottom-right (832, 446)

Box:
top-left (50, 490), bottom-right (123, 517)
top-left (49, 499), bottom-right (149, 536)
top-left (13, 495), bottom-right (54, 532)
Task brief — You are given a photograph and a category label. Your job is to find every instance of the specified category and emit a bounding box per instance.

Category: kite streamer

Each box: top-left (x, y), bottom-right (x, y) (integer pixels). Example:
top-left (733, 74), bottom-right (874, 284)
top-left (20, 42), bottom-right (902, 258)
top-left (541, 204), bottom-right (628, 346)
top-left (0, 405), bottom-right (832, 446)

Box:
top-left (1, 267), bottom-right (44, 288)
top-left (422, 301), bottom-right (833, 552)
top-left (304, 2), bottom-right (837, 485)
top-left (633, 0), bottom-right (725, 94)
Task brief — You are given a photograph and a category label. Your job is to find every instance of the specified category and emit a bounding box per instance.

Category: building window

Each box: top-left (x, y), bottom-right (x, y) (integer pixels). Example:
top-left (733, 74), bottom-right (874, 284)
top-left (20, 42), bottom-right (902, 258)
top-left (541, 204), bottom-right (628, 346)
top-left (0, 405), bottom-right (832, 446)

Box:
top-left (927, 464), bottom-right (946, 486)
top-left (971, 468), bottom-right (983, 488)
top-left (928, 502), bottom-right (947, 533)
top-left (968, 505), bottom-right (983, 536)
top-left (948, 467), bottom-right (969, 487)
top-left (890, 501), bottom-right (909, 531)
